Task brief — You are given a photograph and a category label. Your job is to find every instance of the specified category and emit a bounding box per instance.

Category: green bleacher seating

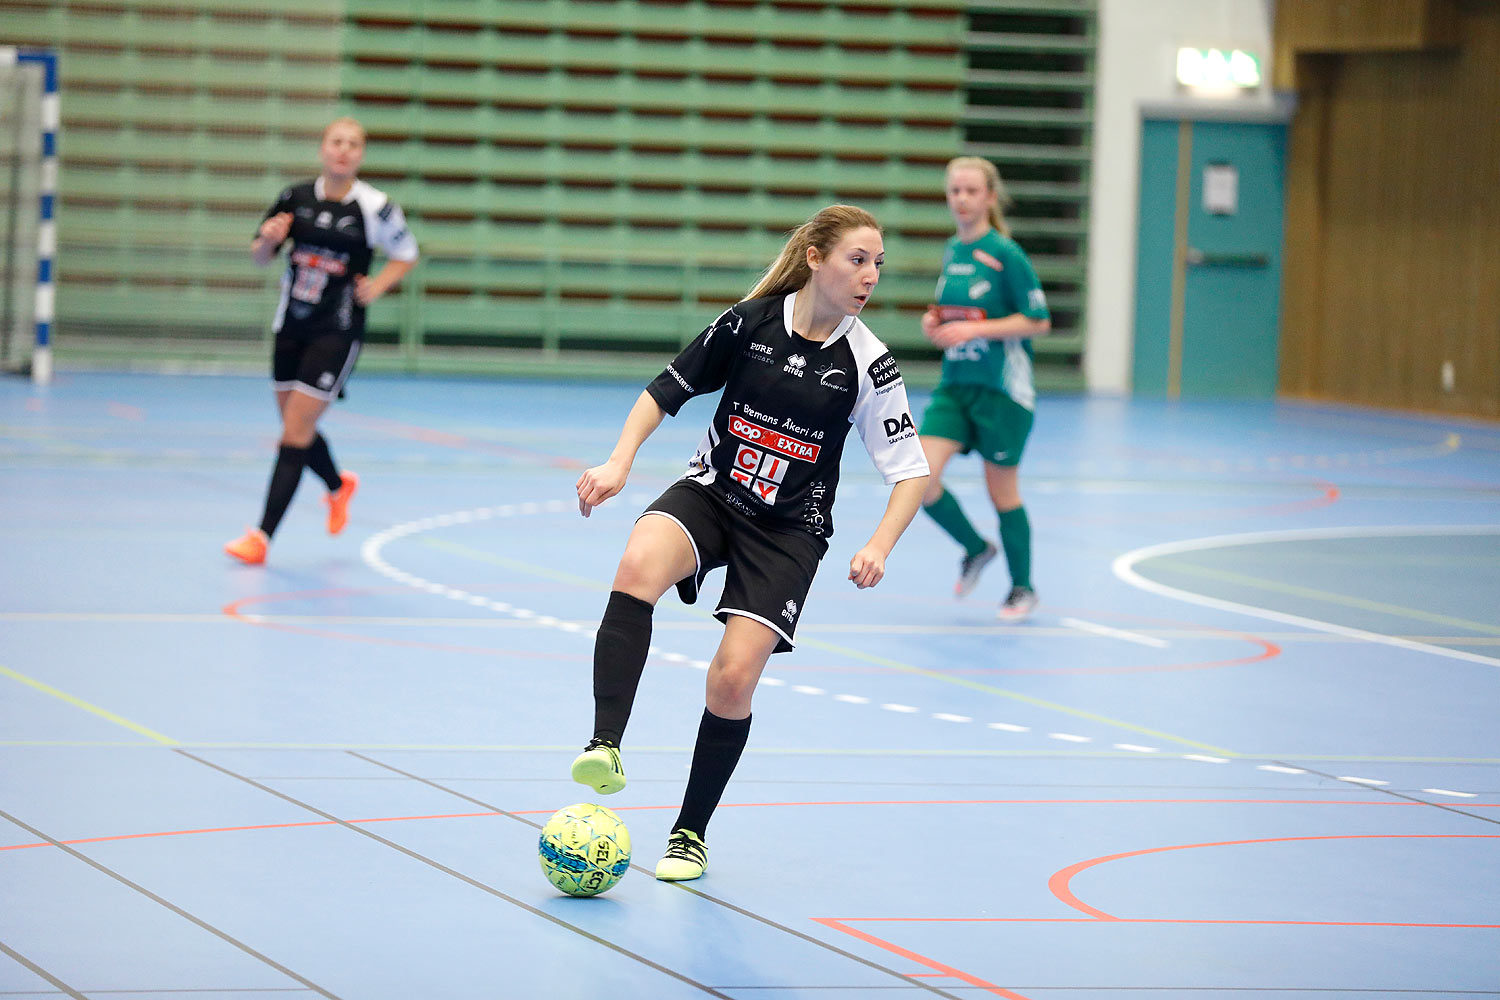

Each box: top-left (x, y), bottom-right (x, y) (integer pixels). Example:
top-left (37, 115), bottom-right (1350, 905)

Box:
top-left (38, 0), bottom-right (1091, 388)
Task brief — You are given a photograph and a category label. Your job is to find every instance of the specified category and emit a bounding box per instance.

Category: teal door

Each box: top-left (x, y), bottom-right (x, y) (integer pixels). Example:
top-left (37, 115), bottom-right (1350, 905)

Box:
top-left (1132, 117), bottom-right (1286, 398)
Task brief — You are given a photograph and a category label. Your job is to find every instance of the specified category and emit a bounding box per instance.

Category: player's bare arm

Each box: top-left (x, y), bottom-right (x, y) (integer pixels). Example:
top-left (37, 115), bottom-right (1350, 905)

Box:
top-left (577, 390), bottom-right (668, 517)
top-left (928, 312), bottom-right (1049, 349)
top-left (251, 212), bottom-right (292, 266)
top-left (354, 259), bottom-right (416, 306)
top-left (848, 475), bottom-right (928, 588)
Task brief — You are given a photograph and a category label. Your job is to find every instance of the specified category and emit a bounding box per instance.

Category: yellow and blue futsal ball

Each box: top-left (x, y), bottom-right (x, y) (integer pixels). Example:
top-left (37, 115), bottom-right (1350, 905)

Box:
top-left (538, 802), bottom-right (631, 897)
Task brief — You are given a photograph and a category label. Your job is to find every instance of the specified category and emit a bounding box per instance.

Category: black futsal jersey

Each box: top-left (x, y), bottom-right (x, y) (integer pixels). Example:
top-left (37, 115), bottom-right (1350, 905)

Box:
top-left (260, 177), bottom-right (418, 339)
top-left (645, 291), bottom-right (929, 540)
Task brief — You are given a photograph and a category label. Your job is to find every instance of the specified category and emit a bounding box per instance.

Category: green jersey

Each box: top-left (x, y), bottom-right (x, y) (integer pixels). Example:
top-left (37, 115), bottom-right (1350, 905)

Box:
top-left (933, 230), bottom-right (1050, 409)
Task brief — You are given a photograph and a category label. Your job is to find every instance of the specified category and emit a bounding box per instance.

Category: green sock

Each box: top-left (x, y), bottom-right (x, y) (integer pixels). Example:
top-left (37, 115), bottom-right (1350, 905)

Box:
top-left (923, 489), bottom-right (988, 558)
top-left (998, 505), bottom-right (1031, 589)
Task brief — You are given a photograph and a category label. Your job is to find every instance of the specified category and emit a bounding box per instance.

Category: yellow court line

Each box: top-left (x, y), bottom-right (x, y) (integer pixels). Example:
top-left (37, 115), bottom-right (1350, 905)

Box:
top-left (1234, 754), bottom-right (1500, 764)
top-left (1155, 560), bottom-right (1500, 636)
top-left (794, 637), bottom-right (1240, 756)
top-left (420, 536), bottom-right (609, 591)
top-left (0, 741), bottom-right (1196, 758)
top-left (1, 740), bottom-right (1496, 766)
top-left (417, 534), bottom-right (1239, 755)
top-left (0, 665), bottom-right (178, 746)
top-left (8, 611), bottom-right (1500, 648)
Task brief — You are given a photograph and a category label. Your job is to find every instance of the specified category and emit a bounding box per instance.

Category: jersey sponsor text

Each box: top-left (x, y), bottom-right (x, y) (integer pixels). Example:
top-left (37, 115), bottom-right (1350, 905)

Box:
top-left (868, 352), bottom-right (901, 388)
top-left (665, 364), bottom-right (695, 394)
top-left (728, 414), bottom-right (821, 462)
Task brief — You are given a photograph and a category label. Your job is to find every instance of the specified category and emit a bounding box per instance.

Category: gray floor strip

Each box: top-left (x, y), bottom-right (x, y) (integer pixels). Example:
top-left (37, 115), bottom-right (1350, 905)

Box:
top-left (0, 810), bottom-right (341, 1000)
top-left (349, 751), bottom-right (967, 1000)
top-left (175, 749), bottom-right (733, 999)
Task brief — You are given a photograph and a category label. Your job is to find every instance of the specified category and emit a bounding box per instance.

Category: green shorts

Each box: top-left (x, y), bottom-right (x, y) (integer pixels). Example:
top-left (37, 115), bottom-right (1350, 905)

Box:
top-left (918, 383), bottom-right (1034, 467)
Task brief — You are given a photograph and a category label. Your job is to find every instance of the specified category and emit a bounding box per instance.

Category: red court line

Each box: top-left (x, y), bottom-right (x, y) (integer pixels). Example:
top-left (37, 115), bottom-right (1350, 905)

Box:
top-left (0, 803), bottom-right (686, 852)
top-left (820, 846), bottom-right (1500, 1000)
top-left (1, 811), bottom-right (499, 852)
top-left (1064, 479), bottom-right (1341, 526)
top-left (341, 412), bottom-right (585, 468)
top-left (815, 910), bottom-right (1499, 996)
top-left (923, 611), bottom-right (1284, 677)
top-left (812, 918), bottom-right (1033, 999)
top-left (1049, 833), bottom-right (1500, 920)
top-left (7, 798), bottom-right (1492, 854)
top-left (223, 587), bottom-right (1279, 678)
top-left (222, 590), bottom-right (587, 660)
top-left (714, 797), bottom-right (1498, 810)
top-left (1230, 480), bottom-right (1341, 519)
top-left (971, 633), bottom-right (1280, 677)
top-left (830, 916), bottom-right (1500, 929)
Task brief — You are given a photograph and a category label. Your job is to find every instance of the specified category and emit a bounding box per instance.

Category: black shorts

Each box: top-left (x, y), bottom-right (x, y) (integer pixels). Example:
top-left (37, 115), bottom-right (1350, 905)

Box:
top-left (641, 479), bottom-right (828, 654)
top-left (272, 331), bottom-right (361, 401)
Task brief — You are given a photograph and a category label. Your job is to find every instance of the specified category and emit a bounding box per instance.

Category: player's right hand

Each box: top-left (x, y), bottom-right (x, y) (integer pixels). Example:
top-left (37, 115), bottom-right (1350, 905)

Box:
top-left (576, 460), bottom-right (628, 517)
top-left (258, 212), bottom-right (293, 244)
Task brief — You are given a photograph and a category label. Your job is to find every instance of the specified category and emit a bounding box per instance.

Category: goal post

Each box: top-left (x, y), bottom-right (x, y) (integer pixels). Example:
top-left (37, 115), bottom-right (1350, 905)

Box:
top-left (0, 47), bottom-right (57, 385)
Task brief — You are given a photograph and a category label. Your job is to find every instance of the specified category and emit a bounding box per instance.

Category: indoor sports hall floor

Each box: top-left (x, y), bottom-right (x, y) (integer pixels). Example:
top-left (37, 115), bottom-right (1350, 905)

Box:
top-left (2, 370), bottom-right (1498, 999)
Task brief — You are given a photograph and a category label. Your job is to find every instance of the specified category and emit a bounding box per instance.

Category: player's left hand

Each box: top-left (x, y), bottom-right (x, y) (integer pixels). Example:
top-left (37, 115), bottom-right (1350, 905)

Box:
top-left (920, 308), bottom-right (944, 341)
top-left (576, 459), bottom-right (629, 517)
top-left (848, 547), bottom-right (886, 589)
top-left (928, 319), bottom-right (978, 348)
top-left (353, 274), bottom-right (383, 306)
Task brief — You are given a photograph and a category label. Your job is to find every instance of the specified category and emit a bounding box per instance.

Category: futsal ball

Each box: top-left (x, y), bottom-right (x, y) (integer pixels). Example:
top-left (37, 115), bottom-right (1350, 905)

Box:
top-left (538, 802), bottom-right (631, 897)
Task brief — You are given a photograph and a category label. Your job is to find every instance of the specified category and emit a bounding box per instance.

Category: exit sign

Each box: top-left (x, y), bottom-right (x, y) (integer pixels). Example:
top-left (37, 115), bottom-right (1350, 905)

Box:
top-left (1177, 48), bottom-right (1262, 90)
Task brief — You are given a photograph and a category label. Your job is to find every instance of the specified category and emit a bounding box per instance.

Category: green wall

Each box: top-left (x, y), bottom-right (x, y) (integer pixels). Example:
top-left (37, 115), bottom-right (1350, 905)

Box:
top-left (10, 0), bottom-right (1089, 386)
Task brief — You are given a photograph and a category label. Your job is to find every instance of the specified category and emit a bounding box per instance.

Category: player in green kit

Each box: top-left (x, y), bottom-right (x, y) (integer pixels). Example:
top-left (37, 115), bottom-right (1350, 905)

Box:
top-left (917, 156), bottom-right (1050, 621)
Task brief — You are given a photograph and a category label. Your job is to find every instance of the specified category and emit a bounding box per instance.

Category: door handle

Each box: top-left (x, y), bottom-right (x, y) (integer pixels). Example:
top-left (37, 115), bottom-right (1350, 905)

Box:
top-left (1186, 248), bottom-right (1269, 268)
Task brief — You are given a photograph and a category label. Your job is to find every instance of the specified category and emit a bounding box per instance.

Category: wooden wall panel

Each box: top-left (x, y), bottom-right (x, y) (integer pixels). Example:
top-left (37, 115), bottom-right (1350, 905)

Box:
top-left (1278, 0), bottom-right (1500, 418)
top-left (1277, 57), bottom-right (1332, 400)
top-left (1275, 0), bottom-right (1458, 56)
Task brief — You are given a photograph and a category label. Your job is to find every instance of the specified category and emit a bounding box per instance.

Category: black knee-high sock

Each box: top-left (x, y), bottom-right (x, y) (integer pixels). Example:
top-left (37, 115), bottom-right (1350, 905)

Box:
top-left (304, 433), bottom-right (342, 491)
top-left (592, 590), bottom-right (655, 745)
top-left (671, 708), bottom-right (751, 839)
top-left (258, 444), bottom-right (308, 538)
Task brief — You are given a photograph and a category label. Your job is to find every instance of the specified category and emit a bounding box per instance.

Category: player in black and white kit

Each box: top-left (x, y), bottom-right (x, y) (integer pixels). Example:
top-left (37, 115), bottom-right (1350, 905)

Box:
top-left (570, 205), bottom-right (930, 881)
top-left (225, 117), bottom-right (418, 565)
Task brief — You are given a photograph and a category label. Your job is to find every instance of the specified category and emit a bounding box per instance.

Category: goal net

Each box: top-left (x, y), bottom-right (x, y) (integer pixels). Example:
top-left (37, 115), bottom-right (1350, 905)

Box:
top-left (1, 48), bottom-right (54, 383)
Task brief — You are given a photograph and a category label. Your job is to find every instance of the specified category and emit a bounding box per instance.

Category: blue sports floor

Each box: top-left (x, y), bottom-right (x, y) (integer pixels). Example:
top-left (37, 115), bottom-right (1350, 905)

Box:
top-left (2, 371), bottom-right (1498, 999)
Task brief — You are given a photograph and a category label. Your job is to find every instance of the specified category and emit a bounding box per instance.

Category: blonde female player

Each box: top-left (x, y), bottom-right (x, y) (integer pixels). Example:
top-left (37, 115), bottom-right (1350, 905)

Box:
top-left (224, 117), bottom-right (418, 564)
top-left (917, 156), bottom-right (1050, 620)
top-left (571, 205), bottom-right (930, 881)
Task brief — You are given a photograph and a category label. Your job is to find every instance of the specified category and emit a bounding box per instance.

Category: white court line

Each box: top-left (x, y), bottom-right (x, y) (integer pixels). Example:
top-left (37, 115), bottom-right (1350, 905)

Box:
top-left (360, 507), bottom-right (1477, 796)
top-left (1113, 525), bottom-right (1500, 669)
top-left (1059, 616), bottom-right (1169, 648)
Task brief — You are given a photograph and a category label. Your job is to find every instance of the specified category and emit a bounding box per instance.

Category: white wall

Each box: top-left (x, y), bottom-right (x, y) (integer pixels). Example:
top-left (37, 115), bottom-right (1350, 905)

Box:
top-left (1084, 0), bottom-right (1278, 393)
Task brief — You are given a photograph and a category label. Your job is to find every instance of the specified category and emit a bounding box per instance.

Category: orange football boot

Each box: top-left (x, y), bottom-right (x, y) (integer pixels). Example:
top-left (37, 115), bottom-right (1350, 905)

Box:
top-left (224, 527), bottom-right (269, 565)
top-left (326, 471), bottom-right (359, 535)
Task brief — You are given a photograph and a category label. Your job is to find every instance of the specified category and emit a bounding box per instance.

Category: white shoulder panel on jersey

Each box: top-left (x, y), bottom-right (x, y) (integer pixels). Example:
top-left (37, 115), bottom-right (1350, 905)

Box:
top-left (845, 318), bottom-right (930, 485)
top-left (352, 180), bottom-right (419, 261)
top-left (841, 317), bottom-right (888, 375)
